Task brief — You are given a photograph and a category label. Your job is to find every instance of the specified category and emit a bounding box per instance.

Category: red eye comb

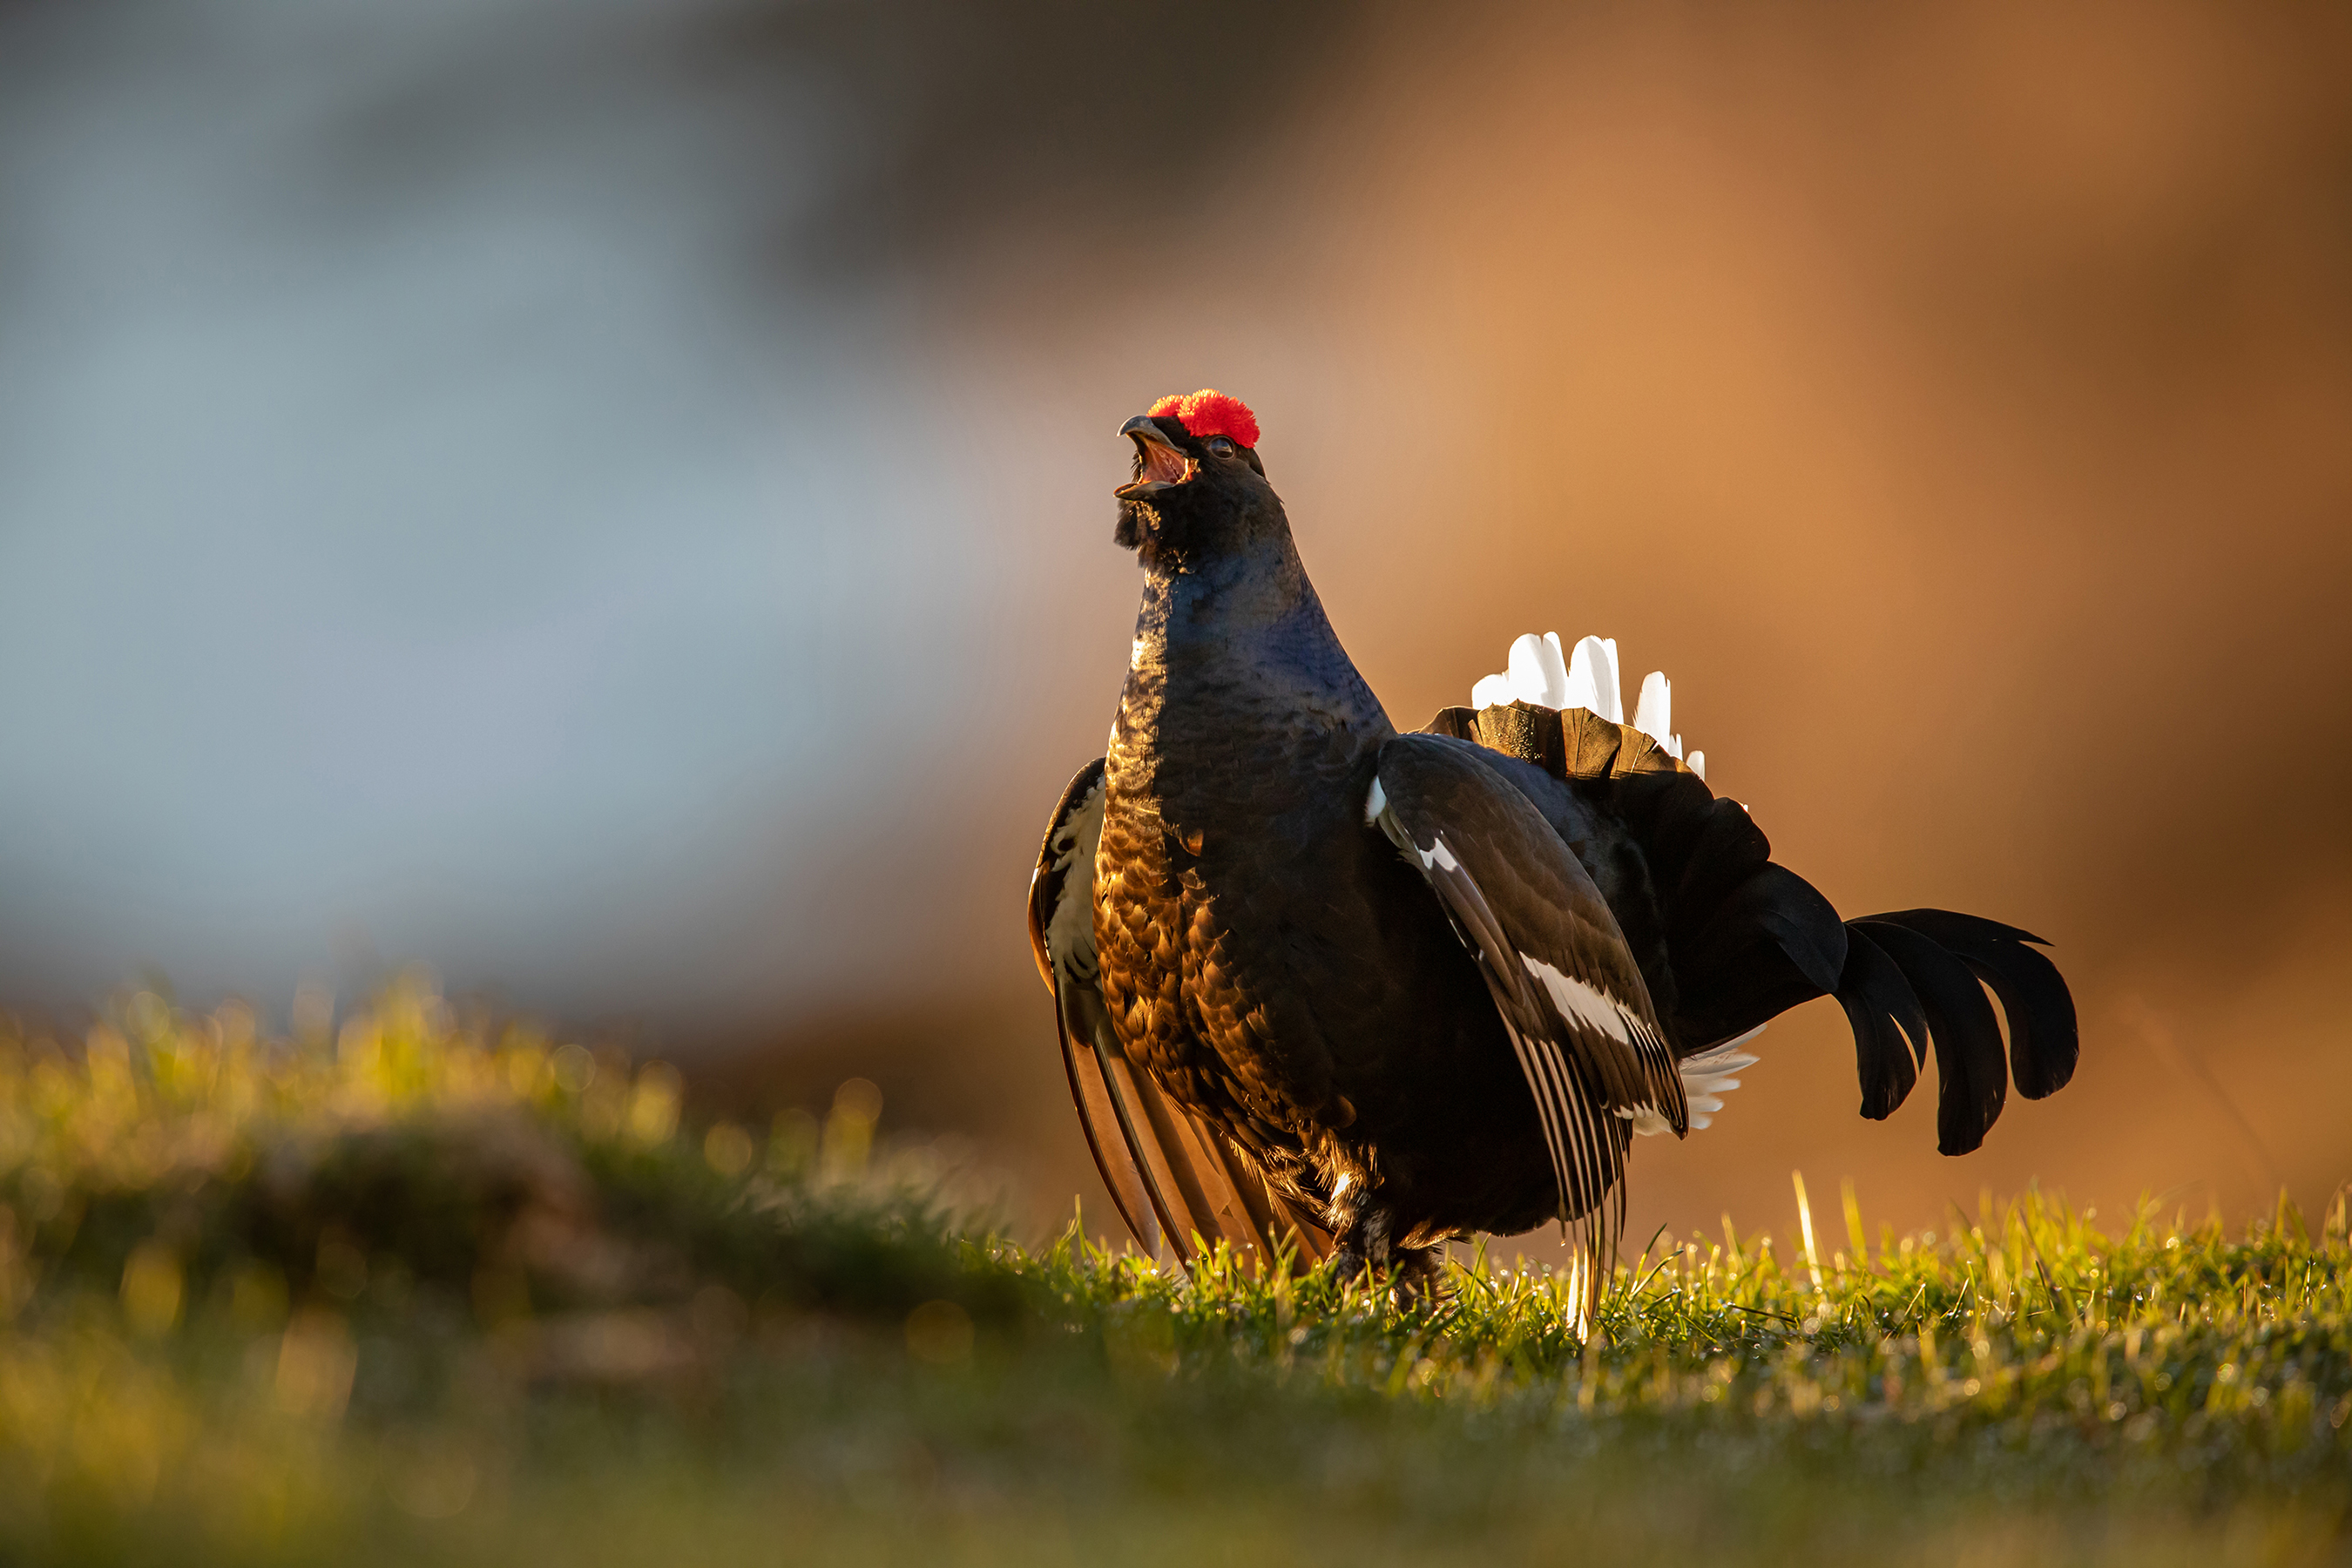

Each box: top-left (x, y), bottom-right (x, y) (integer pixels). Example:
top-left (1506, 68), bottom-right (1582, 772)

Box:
top-left (1146, 389), bottom-right (1260, 449)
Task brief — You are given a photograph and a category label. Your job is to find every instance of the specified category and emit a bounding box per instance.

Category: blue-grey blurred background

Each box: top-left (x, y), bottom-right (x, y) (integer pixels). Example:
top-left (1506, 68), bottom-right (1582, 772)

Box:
top-left (4, 0), bottom-right (2349, 1243)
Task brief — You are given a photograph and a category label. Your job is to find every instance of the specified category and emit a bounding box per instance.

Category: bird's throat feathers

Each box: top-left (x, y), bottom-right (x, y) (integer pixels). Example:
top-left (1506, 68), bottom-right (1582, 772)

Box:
top-left (1114, 538), bottom-right (1391, 775)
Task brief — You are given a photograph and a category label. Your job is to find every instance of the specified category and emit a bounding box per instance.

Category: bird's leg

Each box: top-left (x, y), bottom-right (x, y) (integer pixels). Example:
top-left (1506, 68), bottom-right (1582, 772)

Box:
top-left (1334, 1207), bottom-right (1390, 1278)
top-left (1325, 1175), bottom-right (1389, 1281)
top-left (1321, 1161), bottom-right (1450, 1303)
top-left (1321, 1182), bottom-right (1431, 1290)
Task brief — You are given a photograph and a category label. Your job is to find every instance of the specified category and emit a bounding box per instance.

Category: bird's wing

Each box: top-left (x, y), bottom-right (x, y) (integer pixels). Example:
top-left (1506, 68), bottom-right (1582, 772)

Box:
top-left (1367, 733), bottom-right (1687, 1271)
top-left (1030, 760), bottom-right (1334, 1272)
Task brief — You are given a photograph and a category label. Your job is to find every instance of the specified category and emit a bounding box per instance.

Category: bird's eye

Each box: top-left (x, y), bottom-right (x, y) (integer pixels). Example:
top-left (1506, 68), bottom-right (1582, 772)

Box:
top-left (1206, 436), bottom-right (1235, 457)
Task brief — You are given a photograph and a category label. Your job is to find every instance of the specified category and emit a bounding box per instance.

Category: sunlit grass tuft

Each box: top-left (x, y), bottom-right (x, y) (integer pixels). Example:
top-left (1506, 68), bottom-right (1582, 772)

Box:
top-left (0, 979), bottom-right (2344, 1565)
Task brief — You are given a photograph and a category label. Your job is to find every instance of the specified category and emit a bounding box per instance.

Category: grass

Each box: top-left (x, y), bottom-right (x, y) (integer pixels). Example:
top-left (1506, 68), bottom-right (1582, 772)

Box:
top-left (0, 979), bottom-right (2344, 1566)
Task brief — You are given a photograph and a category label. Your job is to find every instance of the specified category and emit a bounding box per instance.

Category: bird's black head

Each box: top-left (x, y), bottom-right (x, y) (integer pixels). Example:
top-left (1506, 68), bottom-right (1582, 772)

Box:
top-left (1112, 389), bottom-right (1281, 566)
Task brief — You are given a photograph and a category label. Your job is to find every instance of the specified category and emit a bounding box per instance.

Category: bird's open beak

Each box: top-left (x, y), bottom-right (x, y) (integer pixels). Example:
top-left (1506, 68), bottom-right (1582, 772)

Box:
top-left (1115, 415), bottom-right (1195, 498)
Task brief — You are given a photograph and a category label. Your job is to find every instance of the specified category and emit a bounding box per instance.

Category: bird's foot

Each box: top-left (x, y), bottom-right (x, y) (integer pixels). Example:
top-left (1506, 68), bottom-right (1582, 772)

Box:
top-left (1382, 1244), bottom-right (1450, 1310)
top-left (1328, 1243), bottom-right (1447, 1309)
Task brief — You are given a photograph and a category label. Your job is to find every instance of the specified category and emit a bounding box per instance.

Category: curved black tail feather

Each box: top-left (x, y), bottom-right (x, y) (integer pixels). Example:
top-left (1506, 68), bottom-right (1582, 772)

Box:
top-left (1863, 909), bottom-right (2079, 1101)
top-left (1834, 910), bottom-right (2078, 1154)
top-left (1833, 925), bottom-right (1925, 1122)
top-left (1848, 917), bottom-right (2006, 1154)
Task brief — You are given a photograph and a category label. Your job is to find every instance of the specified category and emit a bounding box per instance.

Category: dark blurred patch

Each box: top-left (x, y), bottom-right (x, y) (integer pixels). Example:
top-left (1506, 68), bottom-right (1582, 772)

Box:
top-left (682, 0), bottom-right (1372, 275)
top-left (228, 0), bottom-right (1381, 301)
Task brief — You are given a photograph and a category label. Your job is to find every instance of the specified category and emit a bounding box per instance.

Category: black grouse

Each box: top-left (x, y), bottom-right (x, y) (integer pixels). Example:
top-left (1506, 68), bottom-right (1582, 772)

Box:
top-left (1027, 389), bottom-right (2078, 1301)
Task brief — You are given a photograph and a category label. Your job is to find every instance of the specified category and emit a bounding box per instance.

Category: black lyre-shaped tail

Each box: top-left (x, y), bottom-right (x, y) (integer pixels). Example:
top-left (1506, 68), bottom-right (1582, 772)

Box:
top-left (1423, 699), bottom-right (2079, 1158)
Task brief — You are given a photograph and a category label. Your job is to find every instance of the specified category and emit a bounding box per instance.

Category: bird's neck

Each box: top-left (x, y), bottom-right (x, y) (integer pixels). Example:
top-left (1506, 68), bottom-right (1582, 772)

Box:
top-left (1111, 537), bottom-right (1392, 793)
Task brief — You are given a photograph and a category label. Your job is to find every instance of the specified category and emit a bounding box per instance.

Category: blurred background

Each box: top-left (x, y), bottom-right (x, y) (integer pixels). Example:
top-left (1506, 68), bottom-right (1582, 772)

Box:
top-left (3, 0), bottom-right (2347, 1254)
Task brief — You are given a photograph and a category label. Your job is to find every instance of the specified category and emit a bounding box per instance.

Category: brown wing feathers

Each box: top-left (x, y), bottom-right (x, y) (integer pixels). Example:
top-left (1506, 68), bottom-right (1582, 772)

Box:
top-left (1031, 759), bottom-right (1334, 1271)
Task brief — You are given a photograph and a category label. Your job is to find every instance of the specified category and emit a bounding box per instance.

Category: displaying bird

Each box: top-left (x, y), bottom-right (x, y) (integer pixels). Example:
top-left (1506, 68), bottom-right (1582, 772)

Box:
top-left (1027, 389), bottom-right (2078, 1306)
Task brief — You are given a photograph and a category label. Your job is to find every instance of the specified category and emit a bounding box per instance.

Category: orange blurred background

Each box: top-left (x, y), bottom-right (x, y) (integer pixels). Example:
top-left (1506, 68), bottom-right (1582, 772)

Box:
top-left (3, 0), bottom-right (2346, 1251)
